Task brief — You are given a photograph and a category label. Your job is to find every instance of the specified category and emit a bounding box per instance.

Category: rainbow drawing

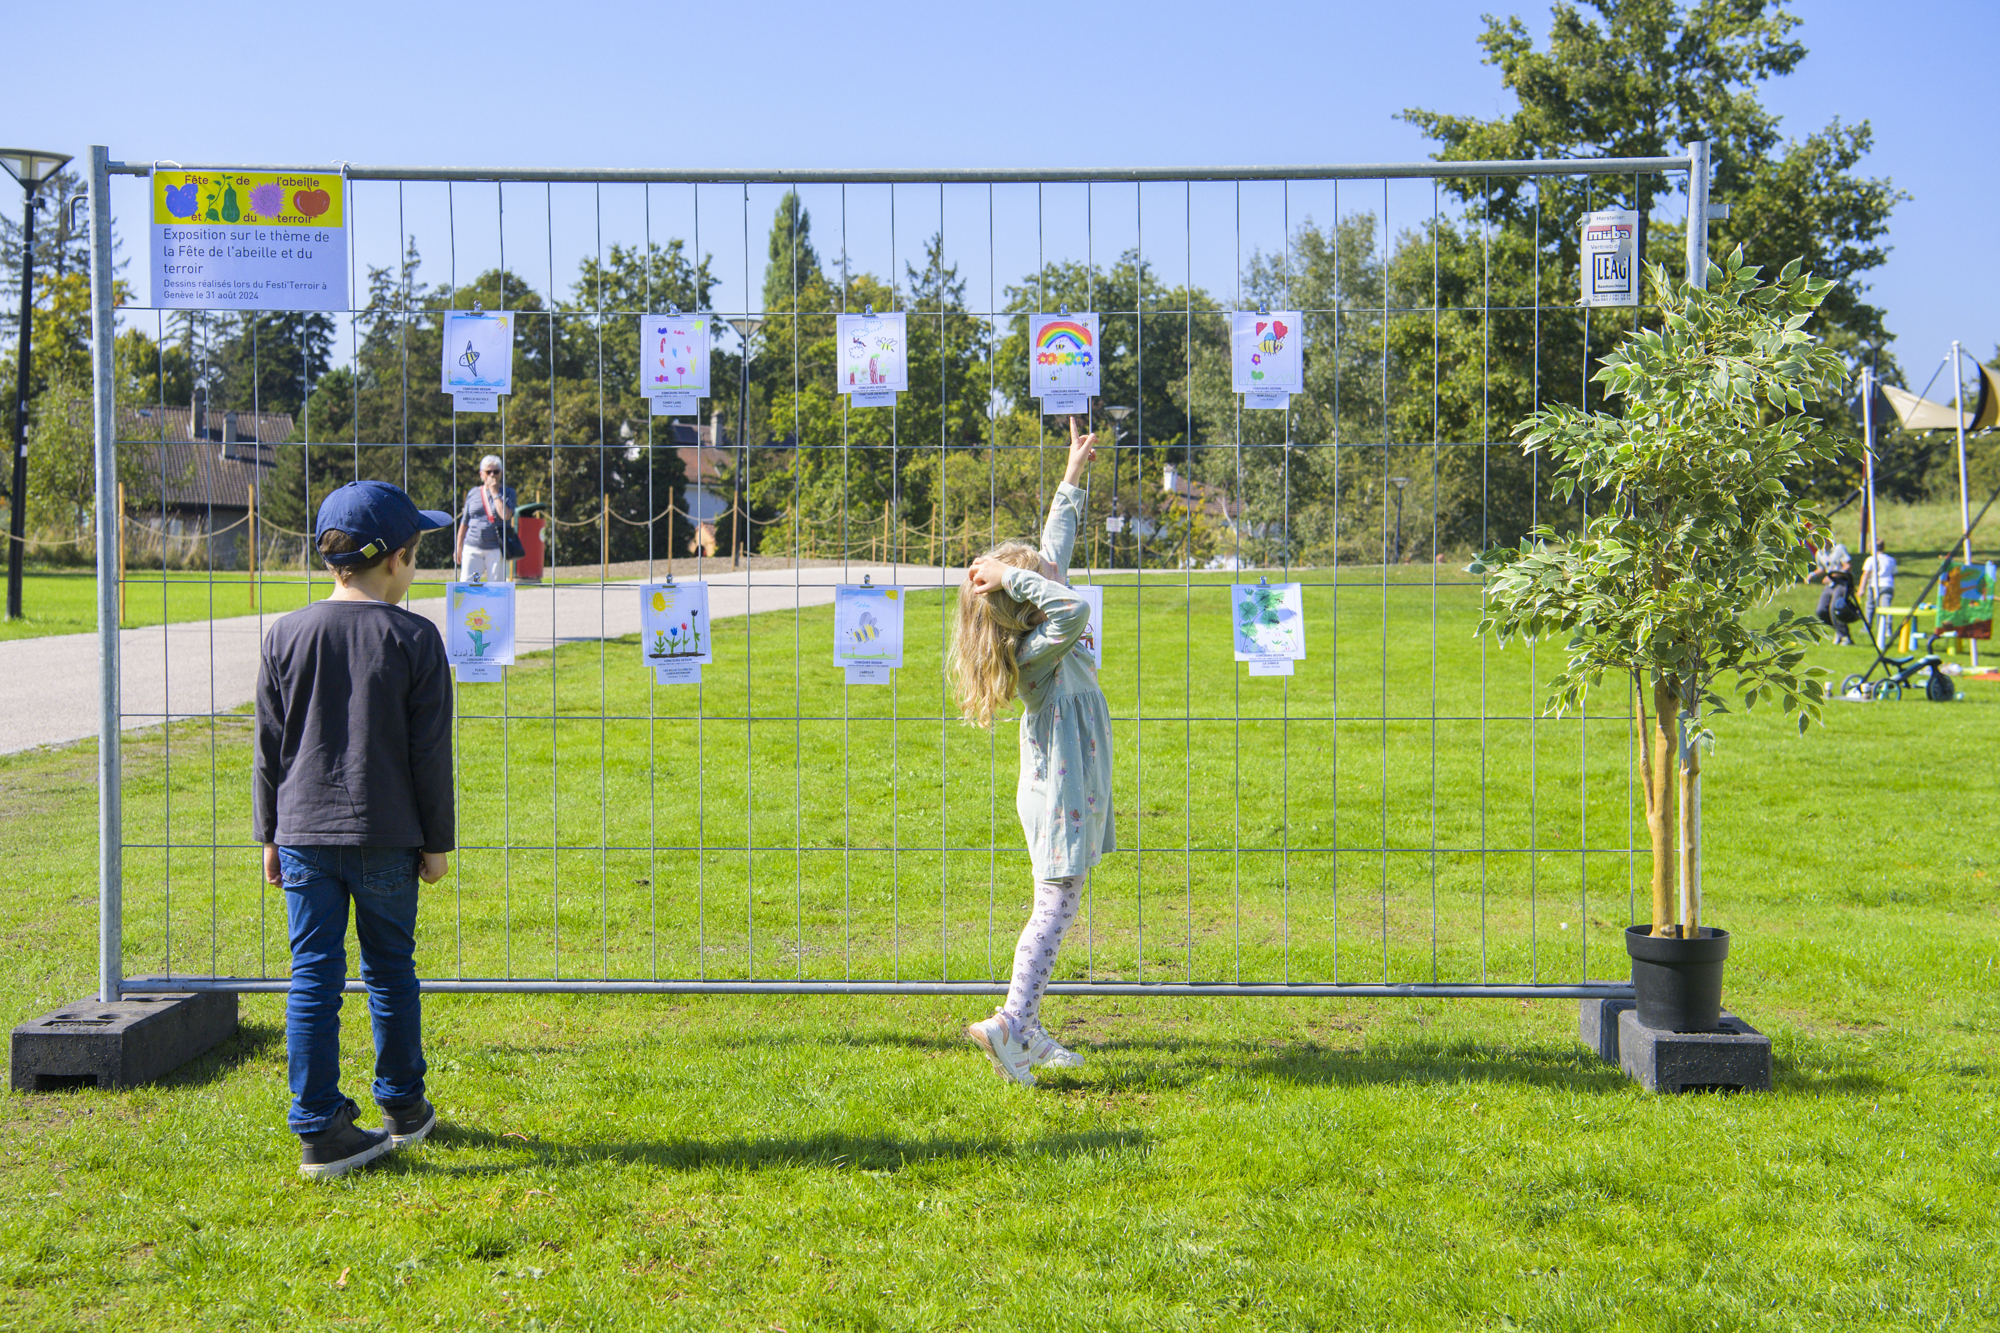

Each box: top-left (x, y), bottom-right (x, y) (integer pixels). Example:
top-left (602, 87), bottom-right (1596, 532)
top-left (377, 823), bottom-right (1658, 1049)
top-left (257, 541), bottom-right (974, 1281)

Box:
top-left (1035, 321), bottom-right (1093, 352)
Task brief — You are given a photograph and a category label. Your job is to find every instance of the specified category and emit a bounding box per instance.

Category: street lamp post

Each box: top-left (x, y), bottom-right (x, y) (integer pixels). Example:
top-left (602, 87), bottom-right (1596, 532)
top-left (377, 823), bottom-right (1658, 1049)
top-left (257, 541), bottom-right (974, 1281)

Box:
top-left (724, 316), bottom-right (763, 571)
top-left (1389, 475), bottom-right (1411, 565)
top-left (1, 148), bottom-right (74, 620)
top-left (1103, 405), bottom-right (1134, 567)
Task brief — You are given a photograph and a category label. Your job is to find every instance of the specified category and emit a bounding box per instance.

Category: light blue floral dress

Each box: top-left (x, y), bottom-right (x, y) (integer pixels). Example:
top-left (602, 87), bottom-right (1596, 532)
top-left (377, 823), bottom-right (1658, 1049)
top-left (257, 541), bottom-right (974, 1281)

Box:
top-left (1002, 483), bottom-right (1115, 880)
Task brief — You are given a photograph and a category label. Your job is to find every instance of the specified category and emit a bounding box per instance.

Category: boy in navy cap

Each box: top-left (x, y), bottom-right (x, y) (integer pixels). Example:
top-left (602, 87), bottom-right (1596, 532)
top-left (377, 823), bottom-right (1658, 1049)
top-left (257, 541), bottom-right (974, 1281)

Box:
top-left (255, 481), bottom-right (456, 1179)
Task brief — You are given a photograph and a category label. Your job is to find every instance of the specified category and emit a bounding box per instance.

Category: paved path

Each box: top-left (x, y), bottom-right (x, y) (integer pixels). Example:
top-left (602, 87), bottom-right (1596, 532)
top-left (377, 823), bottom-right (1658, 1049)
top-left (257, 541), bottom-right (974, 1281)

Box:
top-left (0, 563), bottom-right (965, 755)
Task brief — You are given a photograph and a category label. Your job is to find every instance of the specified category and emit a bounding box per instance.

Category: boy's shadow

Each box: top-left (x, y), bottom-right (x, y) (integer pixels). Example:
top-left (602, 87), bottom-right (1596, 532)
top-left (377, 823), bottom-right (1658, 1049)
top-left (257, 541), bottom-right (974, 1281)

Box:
top-left (416, 1123), bottom-right (1145, 1176)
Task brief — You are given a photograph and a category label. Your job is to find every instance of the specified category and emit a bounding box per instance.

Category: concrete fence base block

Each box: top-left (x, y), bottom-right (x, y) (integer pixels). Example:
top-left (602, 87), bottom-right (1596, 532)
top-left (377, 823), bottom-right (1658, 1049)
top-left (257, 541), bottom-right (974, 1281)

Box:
top-left (10, 992), bottom-right (239, 1092)
top-left (1615, 1007), bottom-right (1771, 1094)
top-left (1578, 994), bottom-right (1637, 1064)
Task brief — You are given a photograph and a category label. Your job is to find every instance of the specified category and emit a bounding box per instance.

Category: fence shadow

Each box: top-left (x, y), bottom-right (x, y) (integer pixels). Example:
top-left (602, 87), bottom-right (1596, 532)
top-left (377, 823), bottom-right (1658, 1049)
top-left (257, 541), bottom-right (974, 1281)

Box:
top-left (412, 1124), bottom-right (1145, 1177)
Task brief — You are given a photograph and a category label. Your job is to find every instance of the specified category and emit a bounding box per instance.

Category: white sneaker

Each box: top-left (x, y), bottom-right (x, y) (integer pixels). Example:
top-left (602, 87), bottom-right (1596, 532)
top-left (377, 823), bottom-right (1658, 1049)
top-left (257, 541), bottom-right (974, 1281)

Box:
top-left (966, 1011), bottom-right (1037, 1087)
top-left (1024, 1026), bottom-right (1085, 1069)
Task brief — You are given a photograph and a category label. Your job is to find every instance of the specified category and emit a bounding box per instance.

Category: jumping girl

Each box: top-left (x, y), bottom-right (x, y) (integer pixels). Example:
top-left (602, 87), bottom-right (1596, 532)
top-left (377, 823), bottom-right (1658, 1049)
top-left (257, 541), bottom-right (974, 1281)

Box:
top-left (952, 419), bottom-right (1113, 1086)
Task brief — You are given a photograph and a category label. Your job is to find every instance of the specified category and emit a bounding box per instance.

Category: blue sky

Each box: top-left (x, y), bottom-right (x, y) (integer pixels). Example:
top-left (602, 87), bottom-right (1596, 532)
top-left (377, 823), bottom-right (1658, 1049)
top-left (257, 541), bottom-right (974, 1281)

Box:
top-left (4, 0), bottom-right (1992, 395)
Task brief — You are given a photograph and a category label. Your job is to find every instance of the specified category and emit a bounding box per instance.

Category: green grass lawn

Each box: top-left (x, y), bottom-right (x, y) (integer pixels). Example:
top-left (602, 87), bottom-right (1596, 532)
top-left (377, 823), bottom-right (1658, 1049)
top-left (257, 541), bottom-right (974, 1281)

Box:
top-left (0, 569), bottom-right (449, 642)
top-left (2, 570), bottom-right (1996, 1328)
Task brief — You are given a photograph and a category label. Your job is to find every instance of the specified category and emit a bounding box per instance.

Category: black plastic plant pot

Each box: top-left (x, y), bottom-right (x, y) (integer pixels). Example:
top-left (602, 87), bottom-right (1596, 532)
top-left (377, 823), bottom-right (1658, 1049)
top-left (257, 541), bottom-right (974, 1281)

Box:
top-left (1625, 924), bottom-right (1730, 1032)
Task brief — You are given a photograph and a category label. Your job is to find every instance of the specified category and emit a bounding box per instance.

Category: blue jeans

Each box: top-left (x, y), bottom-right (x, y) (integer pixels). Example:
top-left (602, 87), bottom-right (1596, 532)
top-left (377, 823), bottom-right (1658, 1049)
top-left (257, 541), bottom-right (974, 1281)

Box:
top-left (281, 846), bottom-right (428, 1134)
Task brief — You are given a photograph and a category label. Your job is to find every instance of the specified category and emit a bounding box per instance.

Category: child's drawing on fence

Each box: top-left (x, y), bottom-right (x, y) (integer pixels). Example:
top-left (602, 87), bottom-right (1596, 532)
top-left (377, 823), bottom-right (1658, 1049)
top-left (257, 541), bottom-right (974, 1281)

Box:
top-left (641, 581), bottom-right (712, 683)
top-left (1232, 581), bottom-right (1304, 676)
top-left (445, 581), bottom-right (517, 681)
top-left (834, 584), bottom-right (904, 683)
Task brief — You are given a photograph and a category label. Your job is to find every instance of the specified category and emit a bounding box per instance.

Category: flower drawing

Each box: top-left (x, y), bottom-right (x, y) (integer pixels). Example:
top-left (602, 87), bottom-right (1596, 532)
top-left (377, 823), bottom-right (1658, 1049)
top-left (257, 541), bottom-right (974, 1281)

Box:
top-left (464, 606), bottom-right (493, 657)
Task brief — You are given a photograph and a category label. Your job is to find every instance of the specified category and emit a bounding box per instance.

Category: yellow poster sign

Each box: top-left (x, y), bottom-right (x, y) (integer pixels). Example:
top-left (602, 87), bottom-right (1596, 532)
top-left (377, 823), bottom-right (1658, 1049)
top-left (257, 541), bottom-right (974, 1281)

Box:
top-left (151, 169), bottom-right (347, 311)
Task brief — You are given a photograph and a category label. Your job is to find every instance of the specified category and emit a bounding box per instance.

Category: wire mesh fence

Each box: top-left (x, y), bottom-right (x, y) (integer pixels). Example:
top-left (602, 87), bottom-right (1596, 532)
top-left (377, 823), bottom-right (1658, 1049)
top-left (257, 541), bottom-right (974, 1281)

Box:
top-left (82, 150), bottom-right (1710, 999)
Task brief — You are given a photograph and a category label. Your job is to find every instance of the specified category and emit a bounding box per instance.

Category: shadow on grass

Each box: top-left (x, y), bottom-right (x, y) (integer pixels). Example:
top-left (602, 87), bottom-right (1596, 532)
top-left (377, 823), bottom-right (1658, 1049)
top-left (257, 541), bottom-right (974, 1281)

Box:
top-left (410, 1124), bottom-right (1145, 1176)
top-left (158, 1020), bottom-right (281, 1089)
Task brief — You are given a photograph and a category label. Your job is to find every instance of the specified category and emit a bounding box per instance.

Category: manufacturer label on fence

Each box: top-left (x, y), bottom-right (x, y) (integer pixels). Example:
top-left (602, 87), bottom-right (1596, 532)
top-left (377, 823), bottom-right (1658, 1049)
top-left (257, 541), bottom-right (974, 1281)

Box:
top-left (151, 169), bottom-right (348, 311)
top-left (1579, 209), bottom-right (1641, 308)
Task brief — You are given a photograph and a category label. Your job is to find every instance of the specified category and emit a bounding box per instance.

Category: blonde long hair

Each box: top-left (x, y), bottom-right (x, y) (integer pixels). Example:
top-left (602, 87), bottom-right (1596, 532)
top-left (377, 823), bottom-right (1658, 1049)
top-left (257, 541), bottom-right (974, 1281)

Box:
top-left (950, 542), bottom-right (1043, 728)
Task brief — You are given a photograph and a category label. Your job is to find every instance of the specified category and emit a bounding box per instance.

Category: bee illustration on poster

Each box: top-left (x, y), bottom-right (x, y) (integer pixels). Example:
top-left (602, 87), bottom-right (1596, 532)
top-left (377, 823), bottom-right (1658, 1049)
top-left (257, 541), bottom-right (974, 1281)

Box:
top-left (441, 310), bottom-right (516, 414)
top-left (445, 581), bottom-right (517, 682)
top-left (641, 581), bottom-right (712, 683)
top-left (1029, 313), bottom-right (1100, 416)
top-left (836, 312), bottom-right (908, 408)
top-left (834, 584), bottom-right (904, 684)
top-left (1230, 311), bottom-right (1304, 409)
top-left (640, 313), bottom-right (710, 417)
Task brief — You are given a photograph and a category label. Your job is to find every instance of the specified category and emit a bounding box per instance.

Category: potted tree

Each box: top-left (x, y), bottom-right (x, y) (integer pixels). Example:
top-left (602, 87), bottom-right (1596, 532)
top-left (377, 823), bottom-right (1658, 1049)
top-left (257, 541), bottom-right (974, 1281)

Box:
top-left (1471, 249), bottom-right (1847, 1031)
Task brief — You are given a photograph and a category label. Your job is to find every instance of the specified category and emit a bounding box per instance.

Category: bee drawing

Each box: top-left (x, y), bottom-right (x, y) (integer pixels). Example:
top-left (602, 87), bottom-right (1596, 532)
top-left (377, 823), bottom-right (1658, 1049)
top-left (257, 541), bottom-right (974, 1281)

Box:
top-left (849, 610), bottom-right (881, 644)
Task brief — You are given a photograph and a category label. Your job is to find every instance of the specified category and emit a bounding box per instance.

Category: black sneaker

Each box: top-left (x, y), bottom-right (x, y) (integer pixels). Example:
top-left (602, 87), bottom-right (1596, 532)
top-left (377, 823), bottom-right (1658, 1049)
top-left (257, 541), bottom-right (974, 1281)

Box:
top-left (380, 1097), bottom-right (436, 1148)
top-left (298, 1101), bottom-right (393, 1181)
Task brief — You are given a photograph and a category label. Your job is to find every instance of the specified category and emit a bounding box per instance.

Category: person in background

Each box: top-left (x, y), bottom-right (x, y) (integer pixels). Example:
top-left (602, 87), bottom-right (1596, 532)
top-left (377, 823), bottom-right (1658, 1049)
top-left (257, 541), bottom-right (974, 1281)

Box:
top-left (455, 455), bottom-right (516, 583)
top-left (1810, 554), bottom-right (1859, 646)
top-left (1861, 539), bottom-right (1898, 621)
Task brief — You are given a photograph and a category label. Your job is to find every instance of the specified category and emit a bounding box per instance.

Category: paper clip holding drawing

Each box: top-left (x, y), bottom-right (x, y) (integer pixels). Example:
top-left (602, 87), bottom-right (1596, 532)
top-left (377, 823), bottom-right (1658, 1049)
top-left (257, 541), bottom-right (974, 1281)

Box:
top-left (472, 300), bottom-right (483, 314)
top-left (861, 573), bottom-right (872, 587)
top-left (1257, 302), bottom-right (1268, 316)
top-left (667, 302), bottom-right (680, 316)
top-left (1058, 303), bottom-right (1068, 317)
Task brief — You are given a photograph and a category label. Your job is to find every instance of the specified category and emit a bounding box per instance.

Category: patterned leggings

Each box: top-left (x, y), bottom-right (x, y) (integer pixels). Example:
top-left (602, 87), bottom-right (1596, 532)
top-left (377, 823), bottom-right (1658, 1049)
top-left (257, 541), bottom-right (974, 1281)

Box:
top-left (1000, 876), bottom-right (1081, 1032)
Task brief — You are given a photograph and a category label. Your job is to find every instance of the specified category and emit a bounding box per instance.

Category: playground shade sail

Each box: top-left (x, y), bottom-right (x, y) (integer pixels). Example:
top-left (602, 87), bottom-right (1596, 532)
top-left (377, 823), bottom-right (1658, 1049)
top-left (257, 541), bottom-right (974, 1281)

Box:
top-left (1881, 360), bottom-right (2000, 433)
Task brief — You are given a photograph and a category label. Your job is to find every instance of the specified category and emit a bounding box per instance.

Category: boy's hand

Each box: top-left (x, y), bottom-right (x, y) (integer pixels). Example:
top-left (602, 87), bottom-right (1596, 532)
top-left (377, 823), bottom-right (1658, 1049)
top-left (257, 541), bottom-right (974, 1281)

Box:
top-left (968, 556), bottom-right (1011, 598)
top-left (1063, 417), bottom-right (1098, 486)
top-left (419, 852), bottom-right (449, 885)
top-left (263, 844), bottom-right (281, 886)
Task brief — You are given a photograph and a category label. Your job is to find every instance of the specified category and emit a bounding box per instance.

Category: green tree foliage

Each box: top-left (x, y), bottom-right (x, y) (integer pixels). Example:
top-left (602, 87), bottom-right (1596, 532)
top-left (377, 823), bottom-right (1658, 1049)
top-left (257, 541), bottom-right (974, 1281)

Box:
top-left (1472, 251), bottom-right (1845, 928)
top-left (1396, 0), bottom-right (1902, 533)
top-left (262, 240), bottom-right (710, 566)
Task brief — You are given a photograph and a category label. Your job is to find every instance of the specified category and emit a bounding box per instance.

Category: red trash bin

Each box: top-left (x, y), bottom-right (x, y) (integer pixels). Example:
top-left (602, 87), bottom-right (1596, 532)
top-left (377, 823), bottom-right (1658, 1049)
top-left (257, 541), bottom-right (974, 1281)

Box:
top-left (515, 514), bottom-right (547, 583)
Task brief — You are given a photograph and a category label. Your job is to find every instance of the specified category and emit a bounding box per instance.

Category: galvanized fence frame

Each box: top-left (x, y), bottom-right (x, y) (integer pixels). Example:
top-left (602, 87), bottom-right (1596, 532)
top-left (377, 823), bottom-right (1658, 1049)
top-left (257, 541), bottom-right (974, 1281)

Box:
top-left (87, 145), bottom-right (1714, 1003)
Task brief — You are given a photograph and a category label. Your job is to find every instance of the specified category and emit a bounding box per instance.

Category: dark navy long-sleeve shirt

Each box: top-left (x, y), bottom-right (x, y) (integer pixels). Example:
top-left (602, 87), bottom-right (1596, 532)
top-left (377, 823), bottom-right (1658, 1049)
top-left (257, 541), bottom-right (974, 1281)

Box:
top-left (254, 599), bottom-right (455, 853)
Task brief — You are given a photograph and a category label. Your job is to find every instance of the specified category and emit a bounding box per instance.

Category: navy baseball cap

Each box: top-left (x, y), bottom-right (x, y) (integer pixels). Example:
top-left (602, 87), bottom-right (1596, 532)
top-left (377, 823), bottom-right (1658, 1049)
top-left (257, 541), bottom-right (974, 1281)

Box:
top-left (314, 481), bottom-right (454, 566)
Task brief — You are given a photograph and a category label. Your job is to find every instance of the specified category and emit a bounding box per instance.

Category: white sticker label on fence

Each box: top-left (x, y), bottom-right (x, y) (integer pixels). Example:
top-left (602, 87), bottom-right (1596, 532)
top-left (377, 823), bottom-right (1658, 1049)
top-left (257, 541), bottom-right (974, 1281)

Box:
top-left (445, 581), bottom-right (517, 674)
top-left (453, 390), bottom-right (499, 414)
top-left (655, 662), bottom-right (702, 685)
top-left (651, 392), bottom-right (700, 417)
top-left (1074, 583), bottom-right (1104, 669)
top-left (833, 584), bottom-right (904, 670)
top-left (1580, 209), bottom-right (1640, 308)
top-left (1246, 658), bottom-right (1294, 676)
top-left (1233, 581), bottom-right (1305, 663)
top-left (1231, 311), bottom-right (1304, 398)
top-left (837, 312), bottom-right (908, 404)
top-left (1030, 312), bottom-right (1100, 415)
top-left (1244, 389), bottom-right (1291, 411)
top-left (844, 663), bottom-right (893, 686)
top-left (442, 311), bottom-right (516, 397)
top-left (641, 581), bottom-right (712, 670)
top-left (151, 169), bottom-right (348, 311)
